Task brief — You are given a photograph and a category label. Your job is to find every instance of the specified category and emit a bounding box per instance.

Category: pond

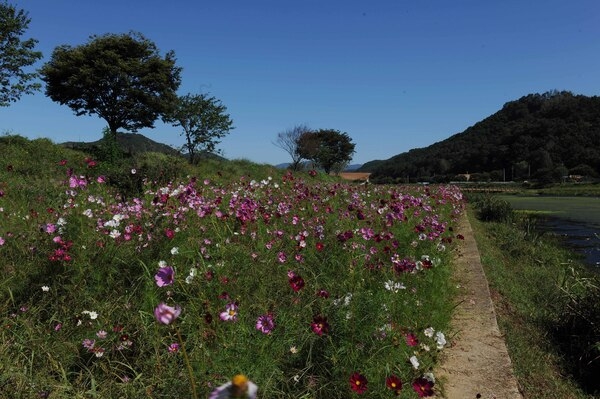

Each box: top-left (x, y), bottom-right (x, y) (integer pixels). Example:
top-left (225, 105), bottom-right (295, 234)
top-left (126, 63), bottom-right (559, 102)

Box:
top-left (498, 195), bottom-right (600, 271)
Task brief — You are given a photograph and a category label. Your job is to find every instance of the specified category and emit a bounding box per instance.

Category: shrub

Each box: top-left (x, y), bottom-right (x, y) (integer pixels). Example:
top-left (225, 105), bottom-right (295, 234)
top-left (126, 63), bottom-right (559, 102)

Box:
top-left (472, 195), bottom-right (514, 223)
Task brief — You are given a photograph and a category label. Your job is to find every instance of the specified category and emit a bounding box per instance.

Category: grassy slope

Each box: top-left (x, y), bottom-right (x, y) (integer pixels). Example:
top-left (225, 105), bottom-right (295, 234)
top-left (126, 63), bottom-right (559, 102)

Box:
top-left (468, 210), bottom-right (596, 399)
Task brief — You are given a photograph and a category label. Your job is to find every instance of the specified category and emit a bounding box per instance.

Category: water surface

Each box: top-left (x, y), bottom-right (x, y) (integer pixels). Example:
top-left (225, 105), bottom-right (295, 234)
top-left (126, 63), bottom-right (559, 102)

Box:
top-left (498, 195), bottom-right (600, 270)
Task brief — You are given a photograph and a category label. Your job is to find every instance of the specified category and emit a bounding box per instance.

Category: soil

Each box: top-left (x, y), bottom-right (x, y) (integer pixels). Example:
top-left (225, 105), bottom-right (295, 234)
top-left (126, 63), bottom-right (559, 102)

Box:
top-left (434, 214), bottom-right (523, 399)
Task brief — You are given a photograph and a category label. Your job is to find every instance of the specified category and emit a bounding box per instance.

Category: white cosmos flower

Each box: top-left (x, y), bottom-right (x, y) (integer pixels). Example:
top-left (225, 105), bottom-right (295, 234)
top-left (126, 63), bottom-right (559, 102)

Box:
top-left (424, 327), bottom-right (435, 338)
top-left (410, 355), bottom-right (420, 369)
top-left (435, 331), bottom-right (447, 349)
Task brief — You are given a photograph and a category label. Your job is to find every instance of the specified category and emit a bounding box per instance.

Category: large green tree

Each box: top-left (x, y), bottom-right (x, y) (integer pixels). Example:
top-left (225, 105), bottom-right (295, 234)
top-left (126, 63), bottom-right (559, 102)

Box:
top-left (167, 93), bottom-right (234, 164)
top-left (0, 1), bottom-right (42, 106)
top-left (40, 32), bottom-right (181, 141)
top-left (297, 129), bottom-right (356, 174)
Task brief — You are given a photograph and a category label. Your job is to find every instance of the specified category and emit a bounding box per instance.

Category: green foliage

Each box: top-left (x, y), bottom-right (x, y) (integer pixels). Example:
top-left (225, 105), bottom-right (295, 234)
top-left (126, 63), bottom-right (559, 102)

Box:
top-left (365, 91), bottom-right (600, 184)
top-left (0, 1), bottom-right (42, 106)
top-left (297, 129), bottom-right (356, 174)
top-left (166, 93), bottom-right (234, 164)
top-left (40, 32), bottom-right (182, 138)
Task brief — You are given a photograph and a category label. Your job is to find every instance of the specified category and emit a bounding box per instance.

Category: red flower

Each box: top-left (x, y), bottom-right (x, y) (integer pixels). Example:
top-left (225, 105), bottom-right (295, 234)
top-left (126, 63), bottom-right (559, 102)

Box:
top-left (164, 228), bottom-right (175, 239)
top-left (349, 372), bottom-right (368, 394)
top-left (315, 242), bottom-right (324, 251)
top-left (289, 274), bottom-right (305, 292)
top-left (386, 375), bottom-right (403, 395)
top-left (405, 332), bottom-right (419, 346)
top-left (412, 377), bottom-right (434, 397)
top-left (310, 315), bottom-right (329, 336)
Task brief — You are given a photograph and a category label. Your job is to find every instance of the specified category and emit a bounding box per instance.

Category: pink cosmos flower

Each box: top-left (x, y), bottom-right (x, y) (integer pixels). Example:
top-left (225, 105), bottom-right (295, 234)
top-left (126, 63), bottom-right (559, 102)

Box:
top-left (155, 266), bottom-right (175, 287)
top-left (168, 342), bottom-right (180, 353)
top-left (310, 315), bottom-right (330, 336)
top-left (220, 303), bottom-right (238, 322)
top-left (255, 313), bottom-right (275, 334)
top-left (154, 302), bottom-right (181, 325)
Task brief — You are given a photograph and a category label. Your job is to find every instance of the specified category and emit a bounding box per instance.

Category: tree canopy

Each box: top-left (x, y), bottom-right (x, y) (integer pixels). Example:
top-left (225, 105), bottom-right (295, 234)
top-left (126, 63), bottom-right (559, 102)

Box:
top-left (166, 93), bottom-right (234, 164)
top-left (40, 32), bottom-right (181, 140)
top-left (0, 1), bottom-right (42, 106)
top-left (297, 129), bottom-right (355, 174)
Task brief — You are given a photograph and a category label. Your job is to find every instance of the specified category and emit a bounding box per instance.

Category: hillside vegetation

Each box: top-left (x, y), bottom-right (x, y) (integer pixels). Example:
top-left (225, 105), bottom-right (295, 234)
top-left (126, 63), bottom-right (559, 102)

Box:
top-left (362, 91), bottom-right (600, 184)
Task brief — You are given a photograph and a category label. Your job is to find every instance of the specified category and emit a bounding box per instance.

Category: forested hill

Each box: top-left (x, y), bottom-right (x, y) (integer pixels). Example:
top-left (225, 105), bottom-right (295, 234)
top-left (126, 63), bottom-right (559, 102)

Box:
top-left (361, 91), bottom-right (600, 183)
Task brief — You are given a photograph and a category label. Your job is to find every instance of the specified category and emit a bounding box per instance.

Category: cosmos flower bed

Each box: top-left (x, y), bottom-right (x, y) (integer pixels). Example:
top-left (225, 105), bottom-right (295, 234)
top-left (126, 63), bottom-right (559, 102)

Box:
top-left (0, 156), bottom-right (465, 398)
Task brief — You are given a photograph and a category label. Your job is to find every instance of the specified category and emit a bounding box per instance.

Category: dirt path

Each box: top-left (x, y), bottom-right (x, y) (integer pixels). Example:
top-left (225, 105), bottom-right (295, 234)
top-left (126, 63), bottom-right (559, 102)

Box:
top-left (435, 214), bottom-right (523, 399)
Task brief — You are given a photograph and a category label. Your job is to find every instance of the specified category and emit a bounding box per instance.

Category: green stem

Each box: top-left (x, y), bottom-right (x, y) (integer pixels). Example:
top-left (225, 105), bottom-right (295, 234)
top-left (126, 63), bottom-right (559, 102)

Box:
top-left (176, 326), bottom-right (198, 399)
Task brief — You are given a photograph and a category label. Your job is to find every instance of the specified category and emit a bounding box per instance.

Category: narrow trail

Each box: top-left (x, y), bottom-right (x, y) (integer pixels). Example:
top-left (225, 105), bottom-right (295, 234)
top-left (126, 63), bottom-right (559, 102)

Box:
top-left (435, 214), bottom-right (523, 399)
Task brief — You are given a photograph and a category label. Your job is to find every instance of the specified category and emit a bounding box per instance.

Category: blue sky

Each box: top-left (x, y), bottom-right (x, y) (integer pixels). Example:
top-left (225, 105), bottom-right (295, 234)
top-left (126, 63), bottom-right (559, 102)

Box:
top-left (2, 0), bottom-right (600, 165)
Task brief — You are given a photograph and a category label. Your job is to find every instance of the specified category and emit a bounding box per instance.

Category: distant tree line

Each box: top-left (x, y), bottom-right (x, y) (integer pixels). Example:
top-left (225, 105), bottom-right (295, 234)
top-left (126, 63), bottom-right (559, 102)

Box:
top-left (361, 91), bottom-right (600, 184)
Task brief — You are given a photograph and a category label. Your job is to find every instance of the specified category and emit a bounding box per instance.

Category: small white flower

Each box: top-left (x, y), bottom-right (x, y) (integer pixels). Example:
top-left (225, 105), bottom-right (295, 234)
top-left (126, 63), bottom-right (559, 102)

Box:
top-left (131, 168), bottom-right (136, 175)
top-left (82, 310), bottom-right (98, 320)
top-left (41, 286), bottom-right (50, 292)
top-left (410, 355), bottom-right (420, 369)
top-left (109, 229), bottom-right (121, 239)
top-left (423, 372), bottom-right (435, 383)
top-left (435, 331), bottom-right (447, 349)
top-left (290, 346), bottom-right (298, 354)
top-left (424, 327), bottom-right (435, 338)
top-left (384, 280), bottom-right (406, 293)
top-left (170, 247), bottom-right (179, 255)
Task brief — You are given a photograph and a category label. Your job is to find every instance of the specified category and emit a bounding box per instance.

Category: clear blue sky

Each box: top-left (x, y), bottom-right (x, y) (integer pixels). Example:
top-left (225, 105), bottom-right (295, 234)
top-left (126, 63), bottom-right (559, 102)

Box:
top-left (2, 0), bottom-right (600, 165)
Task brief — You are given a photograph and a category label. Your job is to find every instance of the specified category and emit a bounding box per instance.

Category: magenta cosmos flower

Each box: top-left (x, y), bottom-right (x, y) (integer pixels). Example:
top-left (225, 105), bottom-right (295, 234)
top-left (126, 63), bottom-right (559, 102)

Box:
top-left (412, 377), bottom-right (435, 397)
top-left (310, 315), bottom-right (330, 336)
top-left (155, 265), bottom-right (174, 287)
top-left (405, 332), bottom-right (419, 347)
top-left (349, 372), bottom-right (368, 394)
top-left (287, 270), bottom-right (305, 292)
top-left (386, 375), bottom-right (403, 395)
top-left (154, 302), bottom-right (181, 325)
top-left (220, 303), bottom-right (238, 322)
top-left (255, 313), bottom-right (275, 334)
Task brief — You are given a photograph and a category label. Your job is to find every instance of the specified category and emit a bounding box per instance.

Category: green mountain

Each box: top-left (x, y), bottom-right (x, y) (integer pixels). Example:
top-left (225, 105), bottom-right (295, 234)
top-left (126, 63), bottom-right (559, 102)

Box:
top-left (361, 91), bottom-right (600, 183)
top-left (61, 132), bottom-right (226, 162)
top-left (62, 132), bottom-right (180, 156)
